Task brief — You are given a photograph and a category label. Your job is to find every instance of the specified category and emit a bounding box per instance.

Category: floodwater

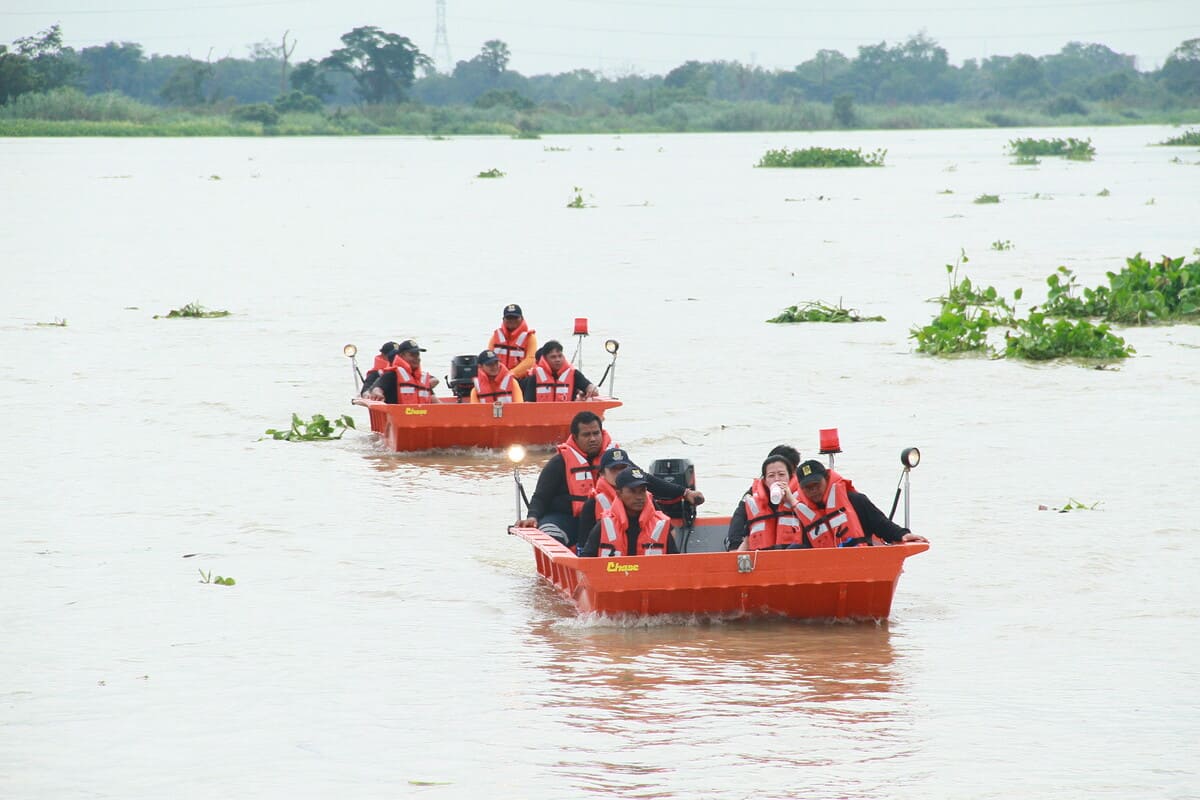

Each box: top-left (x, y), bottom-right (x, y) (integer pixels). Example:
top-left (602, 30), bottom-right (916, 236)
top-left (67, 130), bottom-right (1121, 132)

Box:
top-left (2, 127), bottom-right (1199, 799)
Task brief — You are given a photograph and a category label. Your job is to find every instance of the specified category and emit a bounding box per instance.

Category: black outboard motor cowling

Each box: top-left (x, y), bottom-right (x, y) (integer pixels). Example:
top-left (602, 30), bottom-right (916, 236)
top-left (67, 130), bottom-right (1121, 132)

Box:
top-left (447, 355), bottom-right (478, 402)
top-left (648, 458), bottom-right (697, 525)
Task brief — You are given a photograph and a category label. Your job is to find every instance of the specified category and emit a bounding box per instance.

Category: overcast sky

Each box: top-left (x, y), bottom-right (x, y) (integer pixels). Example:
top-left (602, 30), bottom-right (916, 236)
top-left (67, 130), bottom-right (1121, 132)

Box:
top-left (2, 0), bottom-right (1197, 75)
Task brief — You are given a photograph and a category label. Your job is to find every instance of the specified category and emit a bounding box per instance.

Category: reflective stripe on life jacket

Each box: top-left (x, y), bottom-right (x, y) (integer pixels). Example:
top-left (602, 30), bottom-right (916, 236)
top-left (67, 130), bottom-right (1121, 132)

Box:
top-left (491, 321), bottom-right (533, 369)
top-left (742, 478), bottom-right (803, 550)
top-left (472, 366), bottom-right (517, 403)
top-left (598, 497), bottom-right (672, 557)
top-left (795, 479), bottom-right (868, 548)
top-left (557, 431), bottom-right (615, 516)
top-left (592, 478), bottom-right (618, 517)
top-left (389, 360), bottom-right (435, 404)
top-left (533, 358), bottom-right (576, 402)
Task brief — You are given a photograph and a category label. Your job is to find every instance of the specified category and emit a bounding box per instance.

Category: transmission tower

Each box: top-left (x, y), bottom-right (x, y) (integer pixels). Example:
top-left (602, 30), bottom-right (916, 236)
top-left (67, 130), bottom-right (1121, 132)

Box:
top-left (433, 0), bottom-right (452, 73)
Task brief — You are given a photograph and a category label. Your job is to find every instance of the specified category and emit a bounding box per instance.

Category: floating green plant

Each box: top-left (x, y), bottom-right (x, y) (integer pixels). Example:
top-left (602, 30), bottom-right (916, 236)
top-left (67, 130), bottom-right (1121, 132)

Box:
top-left (1040, 254), bottom-right (1200, 325)
top-left (756, 146), bottom-right (886, 168)
top-left (1097, 188), bottom-right (1111, 197)
top-left (566, 186), bottom-right (586, 208)
top-left (35, 318), bottom-right (67, 326)
top-left (767, 300), bottom-right (885, 323)
top-left (1004, 313), bottom-right (1133, 361)
top-left (1012, 154), bottom-right (1041, 166)
top-left (1008, 137), bottom-right (1095, 161)
top-left (991, 240), bottom-right (1014, 251)
top-left (1159, 129), bottom-right (1200, 146)
top-left (198, 569), bottom-right (236, 586)
top-left (154, 302), bottom-right (231, 319)
top-left (937, 188), bottom-right (954, 194)
top-left (476, 168), bottom-right (505, 178)
top-left (974, 193), bottom-right (1000, 204)
top-left (264, 413), bottom-right (355, 442)
top-left (543, 146), bottom-right (569, 152)
top-left (1040, 498), bottom-right (1101, 512)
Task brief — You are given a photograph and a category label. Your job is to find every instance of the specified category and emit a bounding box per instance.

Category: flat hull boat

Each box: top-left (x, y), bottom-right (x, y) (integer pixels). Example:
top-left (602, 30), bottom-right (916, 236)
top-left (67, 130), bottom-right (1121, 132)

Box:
top-left (354, 398), bottom-right (622, 452)
top-left (509, 516), bottom-right (928, 620)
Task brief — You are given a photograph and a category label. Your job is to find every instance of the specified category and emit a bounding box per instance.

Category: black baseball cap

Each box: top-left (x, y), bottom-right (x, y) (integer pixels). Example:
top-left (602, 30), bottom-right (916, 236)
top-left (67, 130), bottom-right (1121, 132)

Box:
top-left (477, 349), bottom-right (499, 365)
top-left (600, 448), bottom-right (635, 470)
top-left (380, 341), bottom-right (400, 356)
top-left (502, 303), bottom-right (523, 317)
top-left (396, 339), bottom-right (426, 354)
top-left (797, 460), bottom-right (828, 486)
top-left (615, 467), bottom-right (650, 490)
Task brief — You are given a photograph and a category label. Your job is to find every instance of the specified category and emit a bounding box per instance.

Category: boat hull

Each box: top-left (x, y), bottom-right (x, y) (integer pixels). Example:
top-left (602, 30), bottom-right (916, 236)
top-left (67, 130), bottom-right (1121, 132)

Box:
top-left (510, 520), bottom-right (928, 620)
top-left (357, 398), bottom-right (621, 452)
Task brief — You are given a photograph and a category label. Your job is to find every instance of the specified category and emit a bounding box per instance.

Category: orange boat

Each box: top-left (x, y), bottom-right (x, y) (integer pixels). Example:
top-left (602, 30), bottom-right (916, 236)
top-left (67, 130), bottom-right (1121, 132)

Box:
top-left (356, 398), bottom-right (622, 452)
top-left (509, 517), bottom-right (928, 620)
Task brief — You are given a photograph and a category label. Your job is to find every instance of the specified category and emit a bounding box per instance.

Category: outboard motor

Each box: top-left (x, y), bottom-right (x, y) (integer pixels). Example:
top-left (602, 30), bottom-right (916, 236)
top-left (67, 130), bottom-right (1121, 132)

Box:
top-left (648, 458), bottom-right (696, 525)
top-left (447, 355), bottom-right (478, 402)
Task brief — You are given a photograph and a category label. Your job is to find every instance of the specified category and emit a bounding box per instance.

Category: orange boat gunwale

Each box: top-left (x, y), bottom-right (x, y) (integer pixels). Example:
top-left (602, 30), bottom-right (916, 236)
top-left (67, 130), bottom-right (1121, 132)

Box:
top-left (353, 397), bottom-right (621, 452)
top-left (510, 520), bottom-right (928, 620)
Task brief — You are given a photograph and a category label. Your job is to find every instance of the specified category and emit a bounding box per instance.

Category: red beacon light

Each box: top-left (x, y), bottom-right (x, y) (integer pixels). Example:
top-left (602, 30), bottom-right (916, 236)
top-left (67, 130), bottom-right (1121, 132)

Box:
top-left (819, 428), bottom-right (842, 454)
top-left (573, 317), bottom-right (589, 336)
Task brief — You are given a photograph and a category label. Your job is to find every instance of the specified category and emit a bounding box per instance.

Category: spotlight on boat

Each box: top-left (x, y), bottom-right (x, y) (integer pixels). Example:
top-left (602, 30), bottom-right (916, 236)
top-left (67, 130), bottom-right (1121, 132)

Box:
top-left (343, 343), bottom-right (358, 358)
top-left (508, 444), bottom-right (527, 464)
top-left (604, 339), bottom-right (619, 355)
top-left (901, 447), bottom-right (921, 469)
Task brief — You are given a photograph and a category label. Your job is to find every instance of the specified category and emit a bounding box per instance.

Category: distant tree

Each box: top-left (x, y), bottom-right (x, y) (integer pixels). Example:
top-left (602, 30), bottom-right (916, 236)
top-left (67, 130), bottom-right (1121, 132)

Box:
top-left (79, 42), bottom-right (144, 94)
top-left (160, 59), bottom-right (213, 105)
top-left (321, 26), bottom-right (430, 103)
top-left (273, 90), bottom-right (323, 113)
top-left (1161, 38), bottom-right (1200, 97)
top-left (664, 60), bottom-right (708, 93)
top-left (0, 45), bottom-right (36, 103)
top-left (832, 93), bottom-right (857, 126)
top-left (478, 39), bottom-right (510, 77)
top-left (994, 54), bottom-right (1047, 98)
top-left (12, 25), bottom-right (80, 93)
top-left (474, 87), bottom-right (533, 110)
top-left (289, 58), bottom-right (334, 100)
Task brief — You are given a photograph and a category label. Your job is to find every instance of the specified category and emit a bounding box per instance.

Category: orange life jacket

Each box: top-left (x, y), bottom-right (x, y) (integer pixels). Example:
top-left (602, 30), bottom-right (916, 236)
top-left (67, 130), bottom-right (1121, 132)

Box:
top-left (591, 477), bottom-right (619, 518)
top-left (557, 431), bottom-right (614, 515)
top-left (533, 357), bottom-right (576, 402)
top-left (389, 358), bottom-right (435, 404)
top-left (794, 478), bottom-right (868, 548)
top-left (491, 321), bottom-right (534, 370)
top-left (598, 498), bottom-right (672, 557)
top-left (372, 354), bottom-right (392, 371)
top-left (472, 365), bottom-right (518, 403)
top-left (742, 479), bottom-right (803, 550)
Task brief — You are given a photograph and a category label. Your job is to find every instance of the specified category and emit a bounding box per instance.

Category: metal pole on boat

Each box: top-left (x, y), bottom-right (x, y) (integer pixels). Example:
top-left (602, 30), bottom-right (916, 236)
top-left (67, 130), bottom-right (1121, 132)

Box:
top-left (508, 444), bottom-right (527, 523)
top-left (900, 448), bottom-right (920, 530)
top-left (344, 344), bottom-right (363, 393)
top-left (601, 339), bottom-right (620, 398)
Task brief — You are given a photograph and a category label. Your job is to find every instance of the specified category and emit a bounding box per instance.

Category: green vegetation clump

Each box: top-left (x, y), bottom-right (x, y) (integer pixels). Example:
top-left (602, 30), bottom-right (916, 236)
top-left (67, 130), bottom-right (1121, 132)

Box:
top-left (35, 318), bottom-right (67, 326)
top-left (566, 186), bottom-right (586, 208)
top-left (265, 413), bottom-right (356, 442)
top-left (1160, 129), bottom-right (1200, 146)
top-left (1008, 137), bottom-right (1095, 160)
top-left (1097, 188), bottom-right (1111, 196)
top-left (198, 569), bottom-right (236, 586)
top-left (910, 250), bottom-right (1133, 361)
top-left (476, 168), bottom-right (505, 178)
top-left (756, 146), bottom-right (886, 168)
top-left (767, 300), bottom-right (885, 323)
top-left (1041, 254), bottom-right (1200, 324)
top-left (974, 194), bottom-right (1001, 204)
top-left (154, 302), bottom-right (230, 319)
top-left (991, 240), bottom-right (1014, 251)
top-left (1012, 154), bottom-right (1041, 165)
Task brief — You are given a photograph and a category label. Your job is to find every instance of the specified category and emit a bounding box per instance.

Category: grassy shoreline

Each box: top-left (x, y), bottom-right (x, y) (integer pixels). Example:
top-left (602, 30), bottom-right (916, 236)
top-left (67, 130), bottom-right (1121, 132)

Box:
top-left (2, 92), bottom-right (1199, 137)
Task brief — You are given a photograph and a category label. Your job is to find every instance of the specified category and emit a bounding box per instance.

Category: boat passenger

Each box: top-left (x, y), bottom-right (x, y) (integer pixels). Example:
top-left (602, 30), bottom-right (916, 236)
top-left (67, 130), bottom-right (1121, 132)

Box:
top-left (789, 460), bottom-right (928, 548)
top-left (388, 339), bottom-right (439, 404)
top-left (580, 467), bottom-right (678, 557)
top-left (525, 340), bottom-right (599, 402)
top-left (726, 446), bottom-right (798, 550)
top-left (576, 447), bottom-right (705, 551)
top-left (362, 341), bottom-right (400, 389)
top-left (516, 411), bottom-right (614, 546)
top-left (733, 455), bottom-right (805, 551)
top-left (488, 303), bottom-right (537, 380)
top-left (469, 350), bottom-right (523, 403)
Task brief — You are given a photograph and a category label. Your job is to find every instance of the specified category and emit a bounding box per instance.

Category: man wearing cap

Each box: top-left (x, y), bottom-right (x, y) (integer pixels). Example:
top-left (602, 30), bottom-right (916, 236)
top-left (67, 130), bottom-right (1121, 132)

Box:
top-left (790, 459), bottom-right (928, 548)
top-left (488, 304), bottom-right (537, 380)
top-left (469, 349), bottom-right (523, 404)
top-left (516, 410), bottom-right (613, 545)
top-left (526, 339), bottom-right (600, 403)
top-left (576, 447), bottom-right (705, 549)
top-left (580, 468), bottom-right (678, 557)
top-left (388, 340), bottom-right (439, 404)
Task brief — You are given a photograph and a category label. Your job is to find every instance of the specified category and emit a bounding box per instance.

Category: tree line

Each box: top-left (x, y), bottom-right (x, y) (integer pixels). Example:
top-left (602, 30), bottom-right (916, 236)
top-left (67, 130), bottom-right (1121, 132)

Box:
top-left (2, 24), bottom-right (1198, 117)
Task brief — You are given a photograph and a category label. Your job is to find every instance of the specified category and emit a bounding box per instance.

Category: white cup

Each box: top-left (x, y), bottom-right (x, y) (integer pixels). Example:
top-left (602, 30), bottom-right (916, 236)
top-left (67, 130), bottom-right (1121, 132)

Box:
top-left (770, 484), bottom-right (784, 504)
